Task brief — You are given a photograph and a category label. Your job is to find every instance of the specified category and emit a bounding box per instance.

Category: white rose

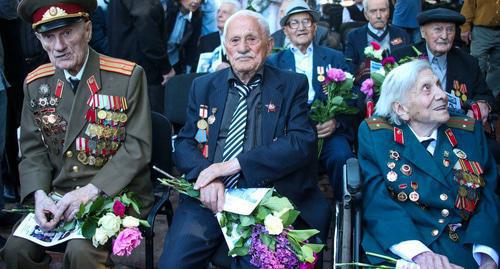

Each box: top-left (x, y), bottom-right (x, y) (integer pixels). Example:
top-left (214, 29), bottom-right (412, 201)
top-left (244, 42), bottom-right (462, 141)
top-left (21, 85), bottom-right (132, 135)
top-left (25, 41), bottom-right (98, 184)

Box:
top-left (122, 216), bottom-right (140, 228)
top-left (92, 227), bottom-right (109, 247)
top-left (264, 214), bottom-right (284, 235)
top-left (98, 212), bottom-right (122, 237)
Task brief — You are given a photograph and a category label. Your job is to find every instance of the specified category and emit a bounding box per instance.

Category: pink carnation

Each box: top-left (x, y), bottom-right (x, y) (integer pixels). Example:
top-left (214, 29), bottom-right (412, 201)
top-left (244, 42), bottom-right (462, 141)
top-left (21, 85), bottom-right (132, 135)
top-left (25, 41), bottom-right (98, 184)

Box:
top-left (113, 200), bottom-right (126, 217)
top-left (381, 56), bottom-right (396, 66)
top-left (112, 227), bottom-right (143, 256)
top-left (326, 68), bottom-right (346, 82)
top-left (360, 78), bottom-right (374, 98)
top-left (370, 41), bottom-right (381, 50)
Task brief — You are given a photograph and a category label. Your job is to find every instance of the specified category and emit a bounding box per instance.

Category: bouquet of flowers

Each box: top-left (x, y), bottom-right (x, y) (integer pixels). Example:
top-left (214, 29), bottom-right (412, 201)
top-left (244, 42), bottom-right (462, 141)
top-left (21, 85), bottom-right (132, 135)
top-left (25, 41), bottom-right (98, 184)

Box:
top-left (310, 68), bottom-right (358, 156)
top-left (336, 251), bottom-right (419, 269)
top-left (364, 41), bottom-right (384, 62)
top-left (62, 192), bottom-right (150, 256)
top-left (158, 172), bottom-right (324, 269)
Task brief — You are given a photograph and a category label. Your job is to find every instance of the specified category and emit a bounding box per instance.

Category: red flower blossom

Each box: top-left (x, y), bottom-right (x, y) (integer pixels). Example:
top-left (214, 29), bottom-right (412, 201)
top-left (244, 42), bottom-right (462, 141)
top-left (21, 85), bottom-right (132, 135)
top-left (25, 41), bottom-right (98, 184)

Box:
top-left (370, 41), bottom-right (381, 50)
top-left (381, 56), bottom-right (396, 66)
top-left (113, 200), bottom-right (126, 217)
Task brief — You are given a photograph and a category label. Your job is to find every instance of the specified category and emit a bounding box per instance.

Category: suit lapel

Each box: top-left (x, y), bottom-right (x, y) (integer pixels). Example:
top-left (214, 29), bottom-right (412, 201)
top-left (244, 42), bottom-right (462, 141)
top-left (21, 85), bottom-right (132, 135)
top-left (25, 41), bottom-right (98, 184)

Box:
top-left (207, 70), bottom-right (229, 161)
top-left (62, 49), bottom-right (102, 153)
top-left (399, 124), bottom-right (449, 187)
top-left (445, 51), bottom-right (458, 92)
top-left (261, 67), bottom-right (284, 143)
top-left (279, 49), bottom-right (296, 72)
top-left (312, 45), bottom-right (327, 101)
top-left (53, 68), bottom-right (73, 121)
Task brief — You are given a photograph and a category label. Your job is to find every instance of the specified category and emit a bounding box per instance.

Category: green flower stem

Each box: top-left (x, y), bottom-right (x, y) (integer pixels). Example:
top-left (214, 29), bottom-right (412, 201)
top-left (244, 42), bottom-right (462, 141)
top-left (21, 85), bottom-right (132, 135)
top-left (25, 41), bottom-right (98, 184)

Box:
top-left (317, 138), bottom-right (324, 159)
top-left (365, 252), bottom-right (398, 264)
top-left (336, 262), bottom-right (395, 268)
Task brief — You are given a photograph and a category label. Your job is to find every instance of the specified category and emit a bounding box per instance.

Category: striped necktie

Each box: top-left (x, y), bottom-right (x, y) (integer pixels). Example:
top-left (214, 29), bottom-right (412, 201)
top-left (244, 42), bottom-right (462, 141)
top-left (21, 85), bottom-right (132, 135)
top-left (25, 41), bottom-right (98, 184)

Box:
top-left (222, 78), bottom-right (261, 188)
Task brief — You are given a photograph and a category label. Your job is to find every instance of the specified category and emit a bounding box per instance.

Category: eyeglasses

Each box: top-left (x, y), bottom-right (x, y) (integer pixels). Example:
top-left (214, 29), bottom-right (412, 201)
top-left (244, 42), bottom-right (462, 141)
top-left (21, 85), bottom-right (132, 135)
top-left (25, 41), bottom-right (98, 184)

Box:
top-left (287, 18), bottom-right (313, 29)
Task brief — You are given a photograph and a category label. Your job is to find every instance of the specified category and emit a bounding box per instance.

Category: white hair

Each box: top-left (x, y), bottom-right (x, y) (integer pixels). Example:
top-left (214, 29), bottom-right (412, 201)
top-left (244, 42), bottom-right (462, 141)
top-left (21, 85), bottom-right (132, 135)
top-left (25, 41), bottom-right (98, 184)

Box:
top-left (375, 60), bottom-right (432, 125)
top-left (218, 0), bottom-right (242, 12)
top-left (222, 10), bottom-right (270, 42)
top-left (362, 0), bottom-right (389, 13)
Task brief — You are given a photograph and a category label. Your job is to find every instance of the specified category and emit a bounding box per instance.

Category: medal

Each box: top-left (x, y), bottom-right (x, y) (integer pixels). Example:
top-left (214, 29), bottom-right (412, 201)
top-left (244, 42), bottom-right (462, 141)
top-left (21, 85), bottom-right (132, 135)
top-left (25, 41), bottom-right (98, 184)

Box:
top-left (195, 129), bottom-right (208, 143)
top-left (95, 157), bottom-right (104, 167)
top-left (387, 162), bottom-right (396, 169)
top-left (77, 151), bottom-right (88, 164)
top-left (443, 159), bottom-right (450, 167)
top-left (389, 150), bottom-right (400, 161)
top-left (88, 155), bottom-right (96, 166)
top-left (397, 192), bottom-right (408, 202)
top-left (443, 150), bottom-right (449, 158)
top-left (386, 171), bottom-right (398, 182)
top-left (400, 164), bottom-right (412, 176)
top-left (453, 148), bottom-right (467, 159)
top-left (97, 110), bottom-right (107, 120)
top-left (208, 107), bottom-right (217, 125)
top-left (119, 113), bottom-right (128, 123)
top-left (197, 119), bottom-right (208, 130)
top-left (39, 84), bottom-right (50, 96)
top-left (317, 66), bottom-right (325, 82)
top-left (409, 182), bottom-right (419, 202)
top-left (265, 102), bottom-right (276, 113)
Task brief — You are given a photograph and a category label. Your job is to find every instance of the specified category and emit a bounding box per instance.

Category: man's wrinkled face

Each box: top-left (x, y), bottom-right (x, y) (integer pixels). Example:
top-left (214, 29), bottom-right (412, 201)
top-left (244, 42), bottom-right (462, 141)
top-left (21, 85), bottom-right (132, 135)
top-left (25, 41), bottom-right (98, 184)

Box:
top-left (224, 15), bottom-right (273, 74)
top-left (217, 3), bottom-right (238, 32)
top-left (398, 68), bottom-right (450, 127)
top-left (283, 12), bottom-right (316, 49)
top-left (364, 0), bottom-right (389, 30)
top-left (180, 0), bottom-right (201, 13)
top-left (36, 20), bottom-right (91, 75)
top-left (421, 22), bottom-right (455, 56)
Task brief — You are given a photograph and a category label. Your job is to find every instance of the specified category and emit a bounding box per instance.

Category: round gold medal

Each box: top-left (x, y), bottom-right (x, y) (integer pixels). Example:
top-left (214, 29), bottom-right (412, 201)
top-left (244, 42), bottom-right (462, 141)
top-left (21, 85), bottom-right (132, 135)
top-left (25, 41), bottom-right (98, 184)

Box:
top-left (95, 157), bottom-right (104, 167)
top-left (197, 119), bottom-right (208, 130)
top-left (119, 113), bottom-right (128, 123)
top-left (397, 192), bottom-right (408, 202)
top-left (88, 155), bottom-right (96, 166)
top-left (77, 151), bottom-right (88, 164)
top-left (97, 110), bottom-right (107, 120)
top-left (387, 171), bottom-right (398, 182)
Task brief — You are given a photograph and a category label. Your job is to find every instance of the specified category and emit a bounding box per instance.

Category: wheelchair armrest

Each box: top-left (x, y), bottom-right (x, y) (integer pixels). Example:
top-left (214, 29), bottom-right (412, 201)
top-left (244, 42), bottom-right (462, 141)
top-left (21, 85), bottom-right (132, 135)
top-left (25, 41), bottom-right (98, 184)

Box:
top-left (346, 158), bottom-right (362, 199)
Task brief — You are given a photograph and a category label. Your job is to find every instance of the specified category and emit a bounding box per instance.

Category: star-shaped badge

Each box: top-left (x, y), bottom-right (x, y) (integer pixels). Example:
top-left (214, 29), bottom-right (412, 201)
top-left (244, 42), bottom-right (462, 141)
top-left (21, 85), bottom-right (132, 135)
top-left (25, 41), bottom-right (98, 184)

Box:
top-left (265, 102), bottom-right (276, 112)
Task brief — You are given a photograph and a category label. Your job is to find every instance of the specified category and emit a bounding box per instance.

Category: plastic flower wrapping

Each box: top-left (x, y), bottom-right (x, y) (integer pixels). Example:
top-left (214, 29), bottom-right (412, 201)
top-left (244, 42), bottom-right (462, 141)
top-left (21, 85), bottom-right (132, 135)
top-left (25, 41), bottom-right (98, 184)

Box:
top-left (158, 174), bottom-right (324, 269)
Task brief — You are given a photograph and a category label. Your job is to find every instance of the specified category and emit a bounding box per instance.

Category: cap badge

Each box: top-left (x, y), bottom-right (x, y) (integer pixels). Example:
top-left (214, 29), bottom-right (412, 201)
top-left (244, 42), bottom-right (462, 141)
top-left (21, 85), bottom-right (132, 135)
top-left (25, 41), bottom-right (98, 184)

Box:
top-left (43, 6), bottom-right (67, 21)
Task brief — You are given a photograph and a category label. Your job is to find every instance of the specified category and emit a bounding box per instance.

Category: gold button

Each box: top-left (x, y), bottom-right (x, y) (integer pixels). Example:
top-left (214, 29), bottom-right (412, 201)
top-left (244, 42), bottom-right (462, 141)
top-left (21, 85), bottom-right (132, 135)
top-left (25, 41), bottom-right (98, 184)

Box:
top-left (431, 229), bottom-right (439, 236)
top-left (441, 209), bottom-right (449, 217)
top-left (438, 219), bottom-right (445, 224)
top-left (66, 151), bottom-right (73, 158)
top-left (440, 194), bottom-right (448, 201)
top-left (72, 165), bottom-right (79, 173)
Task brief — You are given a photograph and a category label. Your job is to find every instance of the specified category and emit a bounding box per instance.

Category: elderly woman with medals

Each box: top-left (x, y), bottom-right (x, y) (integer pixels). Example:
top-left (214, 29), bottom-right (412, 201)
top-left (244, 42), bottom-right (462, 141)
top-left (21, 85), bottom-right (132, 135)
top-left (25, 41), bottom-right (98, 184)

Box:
top-left (358, 60), bottom-right (499, 269)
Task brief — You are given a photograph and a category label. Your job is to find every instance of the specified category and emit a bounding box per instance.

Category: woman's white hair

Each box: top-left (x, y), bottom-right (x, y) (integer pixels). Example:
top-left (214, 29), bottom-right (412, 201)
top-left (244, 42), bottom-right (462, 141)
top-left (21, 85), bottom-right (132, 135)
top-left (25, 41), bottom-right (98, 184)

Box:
top-left (375, 60), bottom-right (432, 125)
top-left (223, 10), bottom-right (270, 42)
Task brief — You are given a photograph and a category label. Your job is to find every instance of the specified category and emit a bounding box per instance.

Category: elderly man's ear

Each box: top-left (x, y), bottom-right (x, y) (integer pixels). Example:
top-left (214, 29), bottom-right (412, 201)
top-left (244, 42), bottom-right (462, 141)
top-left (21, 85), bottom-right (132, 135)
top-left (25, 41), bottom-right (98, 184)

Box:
top-left (267, 37), bottom-right (275, 55)
top-left (393, 102), bottom-right (410, 121)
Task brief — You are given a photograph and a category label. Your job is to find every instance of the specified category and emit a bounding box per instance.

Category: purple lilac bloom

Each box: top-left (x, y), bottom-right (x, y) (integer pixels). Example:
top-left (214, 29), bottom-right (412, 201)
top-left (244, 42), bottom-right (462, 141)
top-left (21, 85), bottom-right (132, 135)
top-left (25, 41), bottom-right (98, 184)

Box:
top-left (248, 224), bottom-right (299, 269)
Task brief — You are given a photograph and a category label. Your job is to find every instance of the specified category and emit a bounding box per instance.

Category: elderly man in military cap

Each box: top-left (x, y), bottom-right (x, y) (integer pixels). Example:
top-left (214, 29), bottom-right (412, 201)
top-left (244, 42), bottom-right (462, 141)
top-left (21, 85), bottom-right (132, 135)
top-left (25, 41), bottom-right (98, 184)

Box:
top-left (392, 8), bottom-right (494, 124)
top-left (0, 0), bottom-right (153, 268)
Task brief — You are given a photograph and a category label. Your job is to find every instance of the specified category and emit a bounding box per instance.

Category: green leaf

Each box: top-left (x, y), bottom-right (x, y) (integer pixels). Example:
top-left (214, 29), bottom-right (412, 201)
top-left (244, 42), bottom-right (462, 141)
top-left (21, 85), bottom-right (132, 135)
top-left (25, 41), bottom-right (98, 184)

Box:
top-left (255, 206), bottom-right (271, 223)
top-left (81, 219), bottom-right (98, 239)
top-left (287, 235), bottom-right (302, 254)
top-left (301, 244), bottom-right (315, 263)
top-left (331, 96), bottom-right (344, 105)
top-left (260, 233), bottom-right (273, 250)
top-left (304, 243), bottom-right (324, 253)
top-left (281, 209), bottom-right (300, 227)
top-left (131, 201), bottom-right (140, 215)
top-left (88, 196), bottom-right (105, 215)
top-left (139, 219), bottom-right (151, 228)
top-left (287, 229), bottom-right (320, 242)
top-left (228, 246), bottom-right (249, 256)
top-left (76, 203), bottom-right (86, 219)
top-left (121, 193), bottom-right (132, 205)
top-left (260, 196), bottom-right (294, 212)
top-left (218, 213), bottom-right (227, 227)
top-left (186, 188), bottom-right (200, 198)
top-left (234, 237), bottom-right (245, 248)
top-left (240, 227), bottom-right (252, 239)
top-left (239, 215), bottom-right (255, 227)
top-left (339, 79), bottom-right (354, 91)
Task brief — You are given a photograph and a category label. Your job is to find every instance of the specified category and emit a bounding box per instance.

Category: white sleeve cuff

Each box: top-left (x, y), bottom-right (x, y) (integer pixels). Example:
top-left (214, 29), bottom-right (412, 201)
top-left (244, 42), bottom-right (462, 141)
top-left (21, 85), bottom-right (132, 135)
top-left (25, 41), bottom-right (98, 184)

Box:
top-left (390, 240), bottom-right (431, 262)
top-left (473, 244), bottom-right (498, 266)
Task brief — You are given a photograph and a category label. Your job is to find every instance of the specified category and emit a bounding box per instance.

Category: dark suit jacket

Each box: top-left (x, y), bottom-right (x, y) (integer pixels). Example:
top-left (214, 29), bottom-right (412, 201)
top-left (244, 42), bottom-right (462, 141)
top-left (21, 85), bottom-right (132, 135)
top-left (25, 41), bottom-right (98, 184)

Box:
top-left (266, 44), bottom-right (356, 141)
top-left (272, 25), bottom-right (330, 49)
top-left (392, 41), bottom-right (494, 107)
top-left (358, 116), bottom-right (499, 268)
top-left (174, 64), bottom-right (331, 241)
top-left (199, 31), bottom-right (220, 54)
top-left (107, 0), bottom-right (171, 85)
top-left (165, 0), bottom-right (202, 73)
top-left (344, 24), bottom-right (410, 70)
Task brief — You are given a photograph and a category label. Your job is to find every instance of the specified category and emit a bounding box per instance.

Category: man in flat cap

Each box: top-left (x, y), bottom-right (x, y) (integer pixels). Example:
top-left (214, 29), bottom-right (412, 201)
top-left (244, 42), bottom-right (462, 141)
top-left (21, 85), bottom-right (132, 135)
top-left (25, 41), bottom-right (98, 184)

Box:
top-left (392, 8), bottom-right (494, 123)
top-left (0, 0), bottom-right (153, 268)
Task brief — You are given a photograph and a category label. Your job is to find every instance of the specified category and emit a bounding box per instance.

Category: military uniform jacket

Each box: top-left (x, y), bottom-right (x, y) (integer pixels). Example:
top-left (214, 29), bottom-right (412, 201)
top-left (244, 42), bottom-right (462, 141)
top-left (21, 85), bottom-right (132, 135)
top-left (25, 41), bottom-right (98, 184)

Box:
top-left (19, 49), bottom-right (154, 215)
top-left (358, 116), bottom-right (499, 268)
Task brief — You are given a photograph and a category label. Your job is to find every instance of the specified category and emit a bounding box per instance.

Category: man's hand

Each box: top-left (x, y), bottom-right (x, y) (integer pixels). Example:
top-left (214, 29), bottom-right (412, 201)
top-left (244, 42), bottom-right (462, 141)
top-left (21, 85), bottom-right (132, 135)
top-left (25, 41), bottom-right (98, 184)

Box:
top-left (161, 68), bottom-right (176, 86)
top-left (316, 119), bottom-right (337, 139)
top-left (460, 31), bottom-right (471, 45)
top-left (56, 184), bottom-right (100, 221)
top-left (413, 251), bottom-right (464, 269)
top-left (194, 159), bottom-right (241, 190)
top-left (479, 253), bottom-right (497, 269)
top-left (467, 101), bottom-right (490, 124)
top-left (199, 179), bottom-right (225, 212)
top-left (34, 190), bottom-right (60, 231)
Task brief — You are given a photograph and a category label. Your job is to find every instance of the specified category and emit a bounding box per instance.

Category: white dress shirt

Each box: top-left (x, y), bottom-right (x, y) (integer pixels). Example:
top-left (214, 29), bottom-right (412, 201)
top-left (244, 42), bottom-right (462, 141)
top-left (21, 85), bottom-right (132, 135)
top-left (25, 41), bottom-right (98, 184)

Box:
top-left (290, 44), bottom-right (315, 104)
top-left (342, 3), bottom-right (363, 23)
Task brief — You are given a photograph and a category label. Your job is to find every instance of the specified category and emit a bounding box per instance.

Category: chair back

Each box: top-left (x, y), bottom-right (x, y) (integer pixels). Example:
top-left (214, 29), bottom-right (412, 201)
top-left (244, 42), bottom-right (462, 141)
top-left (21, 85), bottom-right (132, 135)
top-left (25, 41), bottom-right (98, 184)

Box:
top-left (164, 73), bottom-right (207, 130)
top-left (151, 112), bottom-right (173, 181)
top-left (340, 21), bottom-right (366, 46)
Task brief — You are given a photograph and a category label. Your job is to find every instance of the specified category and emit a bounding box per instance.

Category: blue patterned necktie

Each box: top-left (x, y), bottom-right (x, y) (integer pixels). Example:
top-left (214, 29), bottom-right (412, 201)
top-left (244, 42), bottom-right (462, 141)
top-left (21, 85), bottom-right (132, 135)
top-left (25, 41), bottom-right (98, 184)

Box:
top-left (222, 78), bottom-right (261, 188)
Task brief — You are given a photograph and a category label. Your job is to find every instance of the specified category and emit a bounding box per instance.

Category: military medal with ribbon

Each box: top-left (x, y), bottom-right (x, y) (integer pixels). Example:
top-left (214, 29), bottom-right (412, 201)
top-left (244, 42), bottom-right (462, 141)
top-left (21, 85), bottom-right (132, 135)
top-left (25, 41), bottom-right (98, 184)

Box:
top-left (195, 105), bottom-right (209, 158)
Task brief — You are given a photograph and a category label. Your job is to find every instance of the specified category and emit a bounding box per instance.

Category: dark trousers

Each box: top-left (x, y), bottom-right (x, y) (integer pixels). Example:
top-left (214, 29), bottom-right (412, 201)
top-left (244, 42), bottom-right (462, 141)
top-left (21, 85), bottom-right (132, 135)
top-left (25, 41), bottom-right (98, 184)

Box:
top-left (148, 84), bottom-right (164, 114)
top-left (320, 133), bottom-right (355, 200)
top-left (159, 195), bottom-right (258, 269)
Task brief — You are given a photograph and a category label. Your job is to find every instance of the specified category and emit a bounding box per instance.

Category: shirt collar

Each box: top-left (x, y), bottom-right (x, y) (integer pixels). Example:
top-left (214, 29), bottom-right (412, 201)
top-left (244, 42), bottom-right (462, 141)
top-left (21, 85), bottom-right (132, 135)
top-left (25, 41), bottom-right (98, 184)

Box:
top-left (63, 48), bottom-right (89, 82)
top-left (367, 23), bottom-right (387, 36)
top-left (425, 44), bottom-right (447, 67)
top-left (290, 43), bottom-right (313, 56)
top-left (179, 10), bottom-right (192, 22)
top-left (408, 125), bottom-right (438, 143)
top-left (356, 3), bottom-right (363, 10)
